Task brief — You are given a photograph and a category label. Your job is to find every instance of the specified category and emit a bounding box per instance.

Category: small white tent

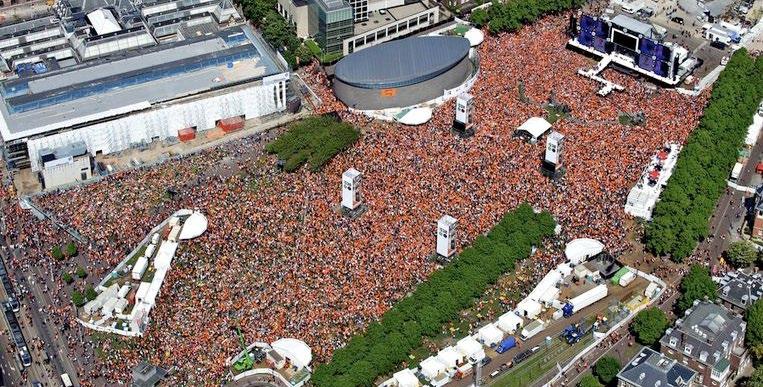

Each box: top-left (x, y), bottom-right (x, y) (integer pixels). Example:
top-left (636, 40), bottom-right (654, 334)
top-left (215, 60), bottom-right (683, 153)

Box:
top-left (456, 336), bottom-right (485, 362)
top-left (516, 117), bottom-right (552, 143)
top-left (516, 298), bottom-right (542, 319)
top-left (393, 369), bottom-right (420, 387)
top-left (497, 312), bottom-right (524, 334)
top-left (437, 346), bottom-right (464, 368)
top-left (420, 356), bottom-right (447, 380)
top-left (478, 323), bottom-right (503, 346)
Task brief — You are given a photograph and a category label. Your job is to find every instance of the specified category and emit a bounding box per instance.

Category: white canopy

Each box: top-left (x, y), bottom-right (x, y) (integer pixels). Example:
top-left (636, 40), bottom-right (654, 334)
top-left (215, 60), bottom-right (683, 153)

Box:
top-left (456, 336), bottom-right (485, 361)
top-left (420, 356), bottom-right (446, 379)
top-left (746, 113), bottom-right (763, 146)
top-left (271, 338), bottom-right (312, 369)
top-left (87, 9), bottom-right (121, 35)
top-left (393, 369), bottom-right (420, 387)
top-left (516, 117), bottom-right (552, 141)
top-left (437, 346), bottom-right (463, 368)
top-left (179, 212), bottom-right (208, 240)
top-left (153, 241), bottom-right (178, 271)
top-left (464, 28), bottom-right (485, 46)
top-left (516, 298), bottom-right (542, 319)
top-left (565, 238), bottom-right (604, 265)
top-left (539, 286), bottom-right (560, 304)
top-left (478, 323), bottom-right (503, 346)
top-left (397, 107), bottom-right (433, 126)
top-left (497, 312), bottom-right (523, 333)
top-left (527, 270), bottom-right (562, 302)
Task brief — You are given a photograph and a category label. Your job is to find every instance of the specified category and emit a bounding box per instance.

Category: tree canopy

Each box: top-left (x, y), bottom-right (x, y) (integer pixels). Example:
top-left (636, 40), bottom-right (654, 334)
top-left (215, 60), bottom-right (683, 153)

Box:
top-left (471, 0), bottom-right (585, 34)
top-left (646, 50), bottom-right (763, 260)
top-left (631, 307), bottom-right (669, 345)
top-left (579, 374), bottom-right (603, 387)
top-left (312, 204), bottom-right (556, 386)
top-left (235, 0), bottom-right (313, 67)
top-left (265, 116), bottom-right (360, 172)
top-left (593, 356), bottom-right (621, 385)
top-left (677, 265), bottom-right (717, 312)
top-left (726, 240), bottom-right (758, 268)
top-left (746, 299), bottom-right (763, 351)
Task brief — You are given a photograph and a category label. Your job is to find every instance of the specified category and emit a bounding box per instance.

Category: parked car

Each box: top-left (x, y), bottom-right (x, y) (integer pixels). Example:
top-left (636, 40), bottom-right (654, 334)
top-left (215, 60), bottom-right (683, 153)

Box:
top-left (671, 16), bottom-right (685, 24)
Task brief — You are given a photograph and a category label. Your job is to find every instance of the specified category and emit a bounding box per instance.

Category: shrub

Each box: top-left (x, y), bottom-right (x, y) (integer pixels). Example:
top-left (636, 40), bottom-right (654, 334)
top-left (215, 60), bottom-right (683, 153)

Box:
top-left (51, 246), bottom-right (63, 261)
top-left (579, 374), bottom-right (603, 387)
top-left (64, 242), bottom-right (78, 257)
top-left (631, 307), bottom-right (669, 345)
top-left (85, 286), bottom-right (98, 302)
top-left (62, 272), bottom-right (74, 285)
top-left (76, 267), bottom-right (87, 279)
top-left (72, 290), bottom-right (85, 307)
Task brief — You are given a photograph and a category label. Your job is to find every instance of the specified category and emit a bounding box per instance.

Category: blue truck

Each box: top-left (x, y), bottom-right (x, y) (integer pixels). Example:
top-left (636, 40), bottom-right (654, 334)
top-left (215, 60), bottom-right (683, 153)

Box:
top-left (495, 336), bottom-right (517, 354)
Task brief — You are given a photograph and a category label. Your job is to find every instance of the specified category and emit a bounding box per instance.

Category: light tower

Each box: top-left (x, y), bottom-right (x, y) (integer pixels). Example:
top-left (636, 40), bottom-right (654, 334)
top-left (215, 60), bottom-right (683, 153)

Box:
top-left (452, 93), bottom-right (475, 137)
top-left (341, 168), bottom-right (366, 218)
top-left (436, 215), bottom-right (457, 260)
top-left (541, 131), bottom-right (565, 180)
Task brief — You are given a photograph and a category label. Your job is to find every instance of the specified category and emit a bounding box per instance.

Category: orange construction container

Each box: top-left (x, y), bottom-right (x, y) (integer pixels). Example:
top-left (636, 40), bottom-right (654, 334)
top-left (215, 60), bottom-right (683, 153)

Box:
top-left (218, 116), bottom-right (244, 133)
top-left (177, 127), bottom-right (196, 142)
top-left (205, 127), bottom-right (225, 140)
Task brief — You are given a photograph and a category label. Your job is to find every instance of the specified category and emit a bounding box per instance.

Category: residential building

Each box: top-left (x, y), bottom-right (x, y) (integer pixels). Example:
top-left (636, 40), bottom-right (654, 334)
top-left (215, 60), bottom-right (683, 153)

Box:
top-left (659, 301), bottom-right (749, 387)
top-left (277, 0), bottom-right (311, 38)
top-left (718, 270), bottom-right (763, 312)
top-left (617, 347), bottom-right (697, 387)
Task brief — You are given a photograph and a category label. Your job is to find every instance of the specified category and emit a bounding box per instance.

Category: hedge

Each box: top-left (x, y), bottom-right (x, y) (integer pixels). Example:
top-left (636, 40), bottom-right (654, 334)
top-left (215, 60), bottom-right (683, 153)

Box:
top-left (312, 203), bottom-right (556, 386)
top-left (266, 116), bottom-right (360, 172)
top-left (645, 50), bottom-right (763, 260)
top-left (471, 0), bottom-right (585, 34)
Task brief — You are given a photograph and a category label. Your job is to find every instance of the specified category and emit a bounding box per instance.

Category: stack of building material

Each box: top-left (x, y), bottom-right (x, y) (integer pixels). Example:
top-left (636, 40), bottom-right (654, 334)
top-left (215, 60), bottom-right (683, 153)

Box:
top-left (177, 127), bottom-right (196, 142)
top-left (218, 117), bottom-right (244, 133)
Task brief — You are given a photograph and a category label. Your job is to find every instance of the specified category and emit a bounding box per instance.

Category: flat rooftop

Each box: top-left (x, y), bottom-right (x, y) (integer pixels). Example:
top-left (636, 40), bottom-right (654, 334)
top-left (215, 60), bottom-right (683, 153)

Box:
top-left (0, 25), bottom-right (285, 141)
top-left (355, 1), bottom-right (430, 35)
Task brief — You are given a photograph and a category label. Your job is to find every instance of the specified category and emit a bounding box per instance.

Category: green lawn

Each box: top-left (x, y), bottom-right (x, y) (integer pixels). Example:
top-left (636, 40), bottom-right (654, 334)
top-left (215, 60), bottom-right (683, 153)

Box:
top-left (492, 334), bottom-right (595, 387)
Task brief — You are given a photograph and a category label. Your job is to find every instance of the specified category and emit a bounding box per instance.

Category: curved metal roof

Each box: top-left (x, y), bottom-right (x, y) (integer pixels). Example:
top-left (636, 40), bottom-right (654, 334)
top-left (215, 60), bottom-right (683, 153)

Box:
top-left (334, 36), bottom-right (470, 89)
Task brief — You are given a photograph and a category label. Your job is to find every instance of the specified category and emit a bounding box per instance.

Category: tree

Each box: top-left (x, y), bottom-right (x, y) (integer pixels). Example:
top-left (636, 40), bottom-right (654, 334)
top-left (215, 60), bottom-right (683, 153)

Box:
top-left (593, 356), bottom-right (621, 385)
top-left (631, 307), bottom-right (669, 345)
top-left (726, 240), bottom-right (758, 267)
top-left (579, 374), bottom-right (603, 387)
top-left (62, 272), bottom-right (73, 284)
top-left (71, 290), bottom-right (85, 307)
top-left (85, 286), bottom-right (98, 302)
top-left (746, 367), bottom-right (763, 387)
top-left (747, 300), bottom-right (763, 351)
top-left (64, 242), bottom-right (77, 257)
top-left (76, 266), bottom-right (87, 279)
top-left (677, 265), bottom-right (717, 312)
top-left (51, 246), bottom-right (63, 261)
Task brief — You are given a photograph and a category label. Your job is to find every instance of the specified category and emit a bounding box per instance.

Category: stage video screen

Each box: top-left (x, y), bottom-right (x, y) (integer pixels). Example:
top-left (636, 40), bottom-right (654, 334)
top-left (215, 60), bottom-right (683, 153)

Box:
top-left (612, 30), bottom-right (638, 51)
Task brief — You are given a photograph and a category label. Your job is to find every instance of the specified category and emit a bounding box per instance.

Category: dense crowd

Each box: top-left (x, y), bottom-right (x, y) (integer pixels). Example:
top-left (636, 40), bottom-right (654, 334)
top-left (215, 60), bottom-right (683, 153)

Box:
top-left (1, 14), bottom-right (707, 385)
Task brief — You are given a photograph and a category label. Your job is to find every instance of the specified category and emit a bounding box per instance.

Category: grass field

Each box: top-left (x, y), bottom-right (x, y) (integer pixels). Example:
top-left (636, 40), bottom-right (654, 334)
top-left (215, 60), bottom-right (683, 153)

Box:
top-left (492, 334), bottom-right (595, 387)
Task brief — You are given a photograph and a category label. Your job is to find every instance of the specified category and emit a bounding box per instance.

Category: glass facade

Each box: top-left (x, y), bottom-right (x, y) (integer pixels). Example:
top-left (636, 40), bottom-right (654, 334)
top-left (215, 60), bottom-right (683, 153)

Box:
top-left (309, 0), bottom-right (353, 55)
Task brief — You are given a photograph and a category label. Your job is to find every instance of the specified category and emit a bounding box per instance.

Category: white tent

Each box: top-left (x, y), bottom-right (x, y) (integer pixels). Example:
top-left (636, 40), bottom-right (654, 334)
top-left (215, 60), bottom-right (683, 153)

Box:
top-left (456, 336), bottom-right (485, 362)
top-left (565, 238), bottom-right (605, 265)
top-left (87, 9), bottom-right (121, 35)
top-left (393, 369), bottom-right (420, 387)
top-left (397, 107), bottom-right (433, 126)
top-left (516, 298), bottom-right (542, 319)
top-left (464, 28), bottom-right (485, 46)
top-left (179, 211), bottom-right (208, 240)
top-left (420, 356), bottom-right (446, 380)
top-left (539, 286), bottom-right (560, 304)
top-left (497, 312), bottom-right (523, 334)
top-left (271, 338), bottom-right (312, 369)
top-left (437, 346), bottom-right (464, 368)
top-left (478, 323), bottom-right (503, 346)
top-left (516, 117), bottom-right (552, 142)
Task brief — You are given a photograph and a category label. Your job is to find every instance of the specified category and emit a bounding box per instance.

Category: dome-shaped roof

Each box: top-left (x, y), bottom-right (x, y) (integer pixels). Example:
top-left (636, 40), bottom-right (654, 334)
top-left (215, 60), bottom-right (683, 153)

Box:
top-left (397, 107), bottom-right (432, 126)
top-left (335, 36), bottom-right (470, 89)
top-left (271, 338), bottom-right (312, 369)
top-left (179, 211), bottom-right (208, 240)
top-left (464, 28), bottom-right (484, 46)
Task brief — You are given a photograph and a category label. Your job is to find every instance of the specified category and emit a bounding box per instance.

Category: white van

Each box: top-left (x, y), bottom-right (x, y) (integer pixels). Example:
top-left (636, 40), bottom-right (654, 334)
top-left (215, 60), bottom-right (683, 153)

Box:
top-left (61, 374), bottom-right (73, 387)
top-left (731, 162), bottom-right (743, 182)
